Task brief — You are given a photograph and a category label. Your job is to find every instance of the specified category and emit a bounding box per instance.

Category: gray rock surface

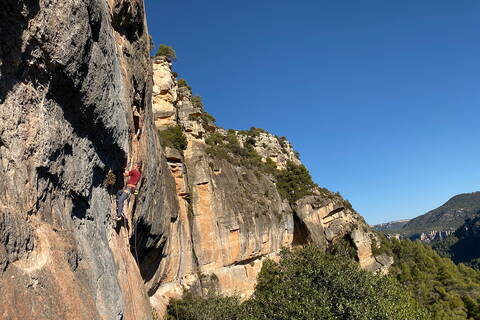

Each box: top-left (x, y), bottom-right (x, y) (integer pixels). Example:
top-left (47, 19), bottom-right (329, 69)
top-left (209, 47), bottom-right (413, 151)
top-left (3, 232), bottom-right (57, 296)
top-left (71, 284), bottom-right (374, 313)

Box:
top-left (0, 1), bottom-right (172, 319)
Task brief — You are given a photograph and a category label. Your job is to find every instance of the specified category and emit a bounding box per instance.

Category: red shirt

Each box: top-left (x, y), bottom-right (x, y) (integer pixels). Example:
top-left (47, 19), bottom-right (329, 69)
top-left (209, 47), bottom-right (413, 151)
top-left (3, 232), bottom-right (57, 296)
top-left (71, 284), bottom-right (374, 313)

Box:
top-left (126, 169), bottom-right (141, 187)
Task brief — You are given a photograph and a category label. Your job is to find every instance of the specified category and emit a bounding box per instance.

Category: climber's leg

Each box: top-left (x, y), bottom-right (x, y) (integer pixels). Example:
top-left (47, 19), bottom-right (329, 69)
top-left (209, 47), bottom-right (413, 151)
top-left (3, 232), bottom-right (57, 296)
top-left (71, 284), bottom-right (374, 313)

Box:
top-left (116, 189), bottom-right (129, 219)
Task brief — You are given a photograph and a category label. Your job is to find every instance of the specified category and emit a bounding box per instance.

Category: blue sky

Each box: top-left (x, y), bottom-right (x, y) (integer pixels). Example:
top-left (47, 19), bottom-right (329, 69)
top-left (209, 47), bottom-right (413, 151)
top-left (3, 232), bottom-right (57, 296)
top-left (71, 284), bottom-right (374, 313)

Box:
top-left (145, 0), bottom-right (480, 225)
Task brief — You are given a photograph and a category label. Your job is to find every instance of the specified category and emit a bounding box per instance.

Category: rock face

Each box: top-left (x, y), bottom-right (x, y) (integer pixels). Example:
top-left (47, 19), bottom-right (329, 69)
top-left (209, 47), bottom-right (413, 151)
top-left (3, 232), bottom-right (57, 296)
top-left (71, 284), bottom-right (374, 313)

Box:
top-left (0, 2), bottom-right (391, 319)
top-left (410, 230), bottom-right (454, 243)
top-left (237, 130), bottom-right (301, 169)
top-left (147, 57), bottom-right (391, 315)
top-left (0, 1), bottom-right (173, 319)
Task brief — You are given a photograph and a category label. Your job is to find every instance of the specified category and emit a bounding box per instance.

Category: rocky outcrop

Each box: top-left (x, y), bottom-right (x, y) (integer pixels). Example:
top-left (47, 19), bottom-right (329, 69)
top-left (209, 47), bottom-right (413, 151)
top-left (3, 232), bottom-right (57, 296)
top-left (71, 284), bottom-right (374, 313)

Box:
top-left (237, 130), bottom-right (301, 169)
top-left (146, 57), bottom-right (391, 315)
top-left (152, 56), bottom-right (177, 129)
top-left (0, 1), bottom-right (173, 319)
top-left (410, 230), bottom-right (455, 243)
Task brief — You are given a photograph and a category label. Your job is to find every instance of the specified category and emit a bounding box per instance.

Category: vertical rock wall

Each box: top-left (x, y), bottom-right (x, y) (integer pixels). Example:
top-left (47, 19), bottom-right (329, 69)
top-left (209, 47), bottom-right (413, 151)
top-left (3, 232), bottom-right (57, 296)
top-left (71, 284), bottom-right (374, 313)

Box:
top-left (0, 1), bottom-right (173, 319)
top-left (147, 58), bottom-right (392, 316)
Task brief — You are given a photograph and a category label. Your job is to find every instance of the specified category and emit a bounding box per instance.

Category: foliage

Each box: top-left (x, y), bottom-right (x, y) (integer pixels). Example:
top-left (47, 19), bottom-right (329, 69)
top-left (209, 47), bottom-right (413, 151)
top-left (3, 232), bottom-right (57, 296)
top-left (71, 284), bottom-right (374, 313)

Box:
top-left (275, 161), bottom-right (317, 203)
top-left (155, 44), bottom-right (177, 61)
top-left (201, 112), bottom-right (216, 124)
top-left (432, 215), bottom-right (480, 269)
top-left (177, 78), bottom-right (192, 91)
top-left (187, 96), bottom-right (216, 130)
top-left (382, 237), bottom-right (480, 319)
top-left (205, 132), bottom-right (224, 146)
top-left (166, 292), bottom-right (242, 320)
top-left (237, 127), bottom-right (267, 137)
top-left (158, 126), bottom-right (188, 150)
top-left (205, 130), bottom-right (317, 202)
top-left (166, 246), bottom-right (429, 320)
top-left (190, 95), bottom-right (204, 109)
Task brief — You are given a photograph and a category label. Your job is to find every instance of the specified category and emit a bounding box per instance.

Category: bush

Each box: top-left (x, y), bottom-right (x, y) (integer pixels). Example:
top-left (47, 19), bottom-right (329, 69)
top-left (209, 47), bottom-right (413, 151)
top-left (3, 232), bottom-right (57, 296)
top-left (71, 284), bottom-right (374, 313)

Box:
top-left (188, 96), bottom-right (216, 129)
top-left (158, 125), bottom-right (188, 150)
top-left (275, 161), bottom-right (317, 203)
top-left (177, 78), bottom-right (192, 91)
top-left (191, 95), bottom-right (204, 109)
top-left (155, 44), bottom-right (177, 61)
top-left (166, 246), bottom-right (429, 320)
top-left (166, 292), bottom-right (242, 320)
top-left (205, 132), bottom-right (224, 146)
top-left (238, 127), bottom-right (267, 137)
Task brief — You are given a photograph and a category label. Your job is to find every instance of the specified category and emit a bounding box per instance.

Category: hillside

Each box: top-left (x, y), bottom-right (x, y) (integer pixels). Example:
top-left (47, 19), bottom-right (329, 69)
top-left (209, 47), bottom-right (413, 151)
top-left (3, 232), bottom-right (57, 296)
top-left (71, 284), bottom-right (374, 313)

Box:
top-left (379, 237), bottom-right (480, 319)
top-left (433, 215), bottom-right (480, 269)
top-left (373, 219), bottom-right (410, 232)
top-left (376, 192), bottom-right (480, 241)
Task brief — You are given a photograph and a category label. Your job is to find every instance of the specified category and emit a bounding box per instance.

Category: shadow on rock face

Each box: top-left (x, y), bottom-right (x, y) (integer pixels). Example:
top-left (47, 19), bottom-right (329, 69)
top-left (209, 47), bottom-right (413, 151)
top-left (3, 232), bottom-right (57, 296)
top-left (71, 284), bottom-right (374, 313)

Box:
top-left (0, 0), bottom-right (41, 102)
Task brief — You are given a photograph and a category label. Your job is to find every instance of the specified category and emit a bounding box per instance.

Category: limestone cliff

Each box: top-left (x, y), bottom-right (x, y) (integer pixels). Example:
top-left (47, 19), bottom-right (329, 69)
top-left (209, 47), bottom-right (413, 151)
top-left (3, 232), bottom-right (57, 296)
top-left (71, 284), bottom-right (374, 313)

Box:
top-left (148, 57), bottom-right (392, 315)
top-left (0, 1), bottom-right (173, 319)
top-left (0, 2), bottom-right (391, 319)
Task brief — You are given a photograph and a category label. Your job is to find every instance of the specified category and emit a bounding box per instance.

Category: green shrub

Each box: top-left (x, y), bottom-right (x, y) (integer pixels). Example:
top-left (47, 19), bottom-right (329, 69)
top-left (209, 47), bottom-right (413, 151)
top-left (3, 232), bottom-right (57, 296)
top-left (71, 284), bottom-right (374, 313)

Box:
top-left (187, 96), bottom-right (216, 130)
top-left (200, 112), bottom-right (216, 124)
top-left (191, 95), bottom-right (204, 109)
top-left (238, 127), bottom-right (267, 137)
top-left (205, 131), bottom-right (264, 170)
top-left (275, 161), bottom-right (317, 203)
top-left (155, 44), bottom-right (177, 61)
top-left (158, 125), bottom-right (188, 150)
top-left (177, 78), bottom-right (192, 91)
top-left (166, 292), bottom-right (242, 320)
top-left (205, 132), bottom-right (224, 146)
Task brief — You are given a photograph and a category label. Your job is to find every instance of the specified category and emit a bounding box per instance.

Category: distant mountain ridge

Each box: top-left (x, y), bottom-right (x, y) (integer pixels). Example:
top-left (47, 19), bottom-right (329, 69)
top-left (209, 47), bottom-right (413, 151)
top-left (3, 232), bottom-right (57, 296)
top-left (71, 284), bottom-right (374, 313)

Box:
top-left (373, 219), bottom-right (410, 232)
top-left (374, 192), bottom-right (480, 242)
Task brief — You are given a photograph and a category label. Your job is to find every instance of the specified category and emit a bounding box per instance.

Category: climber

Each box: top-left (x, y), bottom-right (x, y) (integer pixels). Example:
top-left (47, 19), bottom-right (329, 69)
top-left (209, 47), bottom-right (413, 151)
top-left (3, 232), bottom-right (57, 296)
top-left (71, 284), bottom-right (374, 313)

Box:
top-left (115, 162), bottom-right (142, 221)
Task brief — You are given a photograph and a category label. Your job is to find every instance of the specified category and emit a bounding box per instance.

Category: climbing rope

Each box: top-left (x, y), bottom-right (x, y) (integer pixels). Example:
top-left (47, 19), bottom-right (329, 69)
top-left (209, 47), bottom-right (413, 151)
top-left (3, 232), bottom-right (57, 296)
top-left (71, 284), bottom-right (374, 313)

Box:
top-left (122, 216), bottom-right (138, 320)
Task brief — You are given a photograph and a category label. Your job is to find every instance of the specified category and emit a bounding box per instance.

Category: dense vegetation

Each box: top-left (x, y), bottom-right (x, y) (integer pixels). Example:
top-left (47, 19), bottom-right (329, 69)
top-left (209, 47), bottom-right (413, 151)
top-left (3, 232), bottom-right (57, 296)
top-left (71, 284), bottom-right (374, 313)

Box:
top-left (205, 130), bottom-right (319, 203)
top-left (205, 130), bottom-right (276, 172)
top-left (155, 44), bottom-right (177, 61)
top-left (166, 245), bottom-right (428, 320)
top-left (158, 126), bottom-right (188, 150)
top-left (275, 161), bottom-right (316, 203)
top-left (432, 215), bottom-right (480, 269)
top-left (379, 236), bottom-right (480, 319)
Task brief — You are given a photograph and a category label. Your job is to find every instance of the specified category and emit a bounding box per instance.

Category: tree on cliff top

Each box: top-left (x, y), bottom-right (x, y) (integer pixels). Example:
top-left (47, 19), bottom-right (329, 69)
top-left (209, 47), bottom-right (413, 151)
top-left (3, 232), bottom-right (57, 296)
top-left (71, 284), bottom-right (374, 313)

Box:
top-left (155, 44), bottom-right (177, 61)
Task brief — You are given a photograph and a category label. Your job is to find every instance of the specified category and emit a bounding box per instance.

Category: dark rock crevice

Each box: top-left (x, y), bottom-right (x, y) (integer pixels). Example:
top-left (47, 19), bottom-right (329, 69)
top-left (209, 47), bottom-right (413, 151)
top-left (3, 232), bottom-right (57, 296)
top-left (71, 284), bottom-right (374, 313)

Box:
top-left (111, 0), bottom-right (144, 42)
top-left (292, 212), bottom-right (311, 246)
top-left (0, 211), bottom-right (35, 273)
top-left (0, 0), bottom-right (40, 102)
